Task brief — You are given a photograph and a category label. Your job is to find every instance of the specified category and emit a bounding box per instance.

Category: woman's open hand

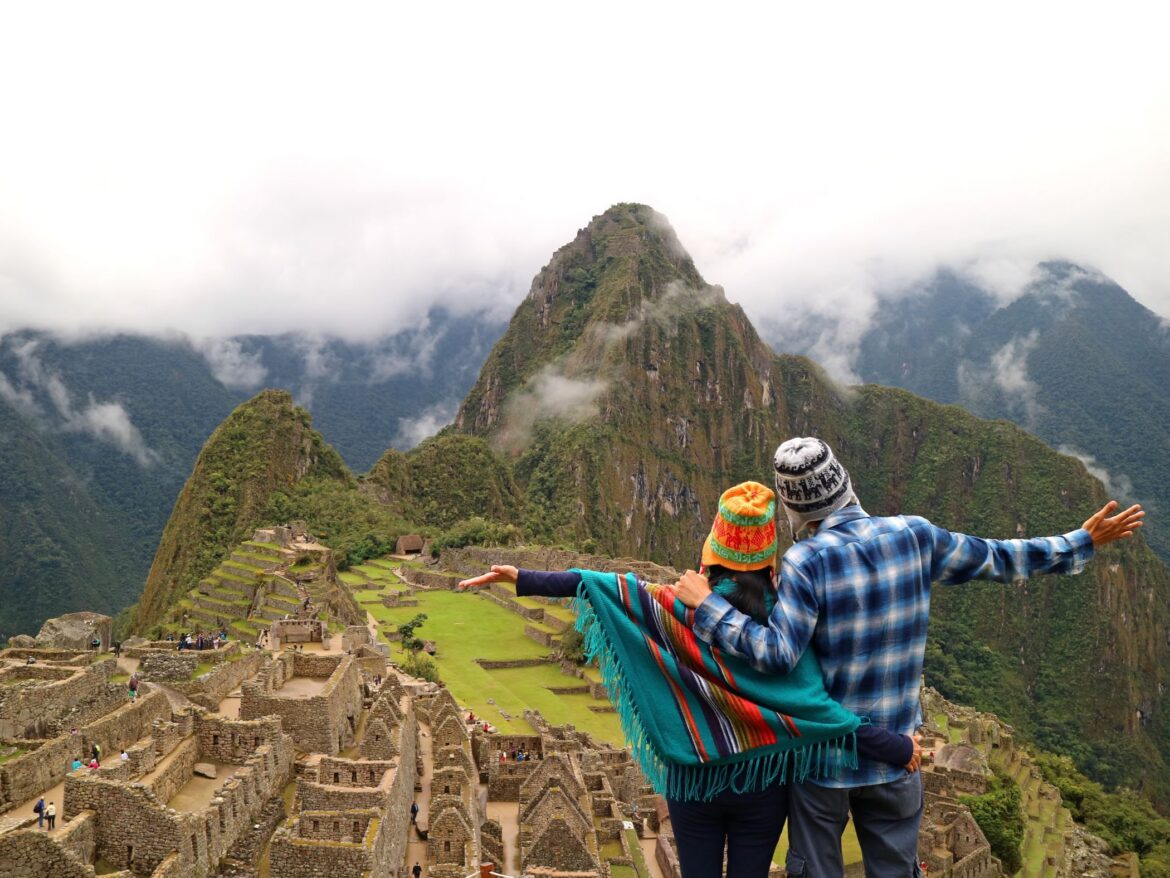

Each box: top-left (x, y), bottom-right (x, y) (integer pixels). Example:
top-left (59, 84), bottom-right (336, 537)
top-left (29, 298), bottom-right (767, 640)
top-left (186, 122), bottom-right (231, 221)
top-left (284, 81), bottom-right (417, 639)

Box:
top-left (457, 565), bottom-right (518, 591)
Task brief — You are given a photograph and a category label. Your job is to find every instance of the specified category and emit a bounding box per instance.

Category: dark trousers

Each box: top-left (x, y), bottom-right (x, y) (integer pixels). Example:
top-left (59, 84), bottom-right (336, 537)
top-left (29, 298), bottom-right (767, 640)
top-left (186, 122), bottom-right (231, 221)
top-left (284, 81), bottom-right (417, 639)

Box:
top-left (787, 773), bottom-right (924, 877)
top-left (667, 784), bottom-right (788, 878)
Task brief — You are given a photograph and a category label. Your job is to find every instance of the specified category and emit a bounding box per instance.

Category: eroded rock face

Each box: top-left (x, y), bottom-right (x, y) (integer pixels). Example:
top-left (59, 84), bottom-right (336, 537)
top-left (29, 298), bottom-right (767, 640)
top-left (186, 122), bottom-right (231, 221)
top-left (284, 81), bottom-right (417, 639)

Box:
top-left (7, 634), bottom-right (36, 648)
top-left (34, 612), bottom-right (112, 651)
top-left (1059, 825), bottom-right (1117, 878)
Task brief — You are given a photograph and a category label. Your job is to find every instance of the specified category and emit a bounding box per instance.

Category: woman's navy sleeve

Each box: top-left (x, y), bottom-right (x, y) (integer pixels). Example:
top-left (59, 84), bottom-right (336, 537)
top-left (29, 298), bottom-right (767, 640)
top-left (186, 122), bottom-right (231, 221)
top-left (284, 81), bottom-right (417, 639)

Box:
top-left (855, 725), bottom-right (914, 766)
top-left (515, 569), bottom-right (582, 598)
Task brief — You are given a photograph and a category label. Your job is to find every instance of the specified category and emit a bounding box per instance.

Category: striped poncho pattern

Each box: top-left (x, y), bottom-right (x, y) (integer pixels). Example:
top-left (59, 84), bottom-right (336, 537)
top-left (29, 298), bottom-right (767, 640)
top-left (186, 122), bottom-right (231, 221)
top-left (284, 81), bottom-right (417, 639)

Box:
top-left (571, 569), bottom-right (859, 801)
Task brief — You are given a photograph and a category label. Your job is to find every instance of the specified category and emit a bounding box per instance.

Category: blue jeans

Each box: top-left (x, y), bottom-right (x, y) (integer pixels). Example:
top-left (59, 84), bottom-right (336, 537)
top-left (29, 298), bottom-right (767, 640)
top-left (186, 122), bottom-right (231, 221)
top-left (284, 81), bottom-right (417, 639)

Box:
top-left (786, 773), bottom-right (923, 877)
top-left (667, 784), bottom-right (788, 878)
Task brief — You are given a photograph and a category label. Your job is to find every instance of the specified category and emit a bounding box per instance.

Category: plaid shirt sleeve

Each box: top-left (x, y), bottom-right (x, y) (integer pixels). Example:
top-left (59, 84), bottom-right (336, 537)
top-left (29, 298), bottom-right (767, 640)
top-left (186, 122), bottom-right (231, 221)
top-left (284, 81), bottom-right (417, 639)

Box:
top-left (691, 554), bottom-right (818, 673)
top-left (926, 523), bottom-right (1094, 584)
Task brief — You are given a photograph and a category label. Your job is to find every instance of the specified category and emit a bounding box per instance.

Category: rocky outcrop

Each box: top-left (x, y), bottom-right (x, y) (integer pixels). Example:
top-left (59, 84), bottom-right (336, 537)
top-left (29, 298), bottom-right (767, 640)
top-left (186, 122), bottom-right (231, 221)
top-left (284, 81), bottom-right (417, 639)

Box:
top-left (34, 613), bottom-right (111, 651)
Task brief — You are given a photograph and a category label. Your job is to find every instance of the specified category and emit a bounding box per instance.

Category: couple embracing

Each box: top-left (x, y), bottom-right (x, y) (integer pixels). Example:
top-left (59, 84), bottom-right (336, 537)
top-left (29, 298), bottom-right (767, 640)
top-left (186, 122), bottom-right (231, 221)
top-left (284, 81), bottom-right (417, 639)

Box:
top-left (459, 437), bottom-right (1142, 877)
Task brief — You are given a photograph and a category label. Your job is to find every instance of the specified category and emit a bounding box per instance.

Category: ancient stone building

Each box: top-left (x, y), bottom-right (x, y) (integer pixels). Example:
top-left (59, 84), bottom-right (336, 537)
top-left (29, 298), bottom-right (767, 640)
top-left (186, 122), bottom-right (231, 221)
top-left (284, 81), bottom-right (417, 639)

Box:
top-left (239, 651), bottom-right (362, 753)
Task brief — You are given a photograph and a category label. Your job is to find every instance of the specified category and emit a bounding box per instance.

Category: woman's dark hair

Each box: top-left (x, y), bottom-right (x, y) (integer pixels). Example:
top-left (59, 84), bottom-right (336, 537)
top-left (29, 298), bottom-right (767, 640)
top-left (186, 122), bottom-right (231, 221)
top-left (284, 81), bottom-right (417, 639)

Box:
top-left (703, 564), bottom-right (774, 622)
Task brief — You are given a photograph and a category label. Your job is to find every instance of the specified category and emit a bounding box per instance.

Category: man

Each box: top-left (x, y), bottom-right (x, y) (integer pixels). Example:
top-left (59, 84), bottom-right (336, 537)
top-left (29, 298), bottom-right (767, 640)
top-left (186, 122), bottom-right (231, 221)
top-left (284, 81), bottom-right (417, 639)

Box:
top-left (412, 862), bottom-right (423, 878)
top-left (676, 437), bottom-right (1144, 877)
top-left (34, 796), bottom-right (44, 829)
top-left (410, 801), bottom-right (419, 824)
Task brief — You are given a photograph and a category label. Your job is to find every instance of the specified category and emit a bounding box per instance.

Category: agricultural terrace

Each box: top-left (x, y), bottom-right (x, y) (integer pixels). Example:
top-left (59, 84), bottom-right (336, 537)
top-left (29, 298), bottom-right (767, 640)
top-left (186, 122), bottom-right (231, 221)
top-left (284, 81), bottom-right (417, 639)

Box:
top-left (365, 589), bottom-right (623, 744)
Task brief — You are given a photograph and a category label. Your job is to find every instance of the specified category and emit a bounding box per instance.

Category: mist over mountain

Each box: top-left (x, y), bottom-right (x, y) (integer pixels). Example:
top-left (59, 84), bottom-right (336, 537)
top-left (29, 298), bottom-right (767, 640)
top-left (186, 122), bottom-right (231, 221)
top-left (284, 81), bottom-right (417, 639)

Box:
top-left (0, 309), bottom-right (504, 637)
top-left (764, 263), bottom-right (1170, 560)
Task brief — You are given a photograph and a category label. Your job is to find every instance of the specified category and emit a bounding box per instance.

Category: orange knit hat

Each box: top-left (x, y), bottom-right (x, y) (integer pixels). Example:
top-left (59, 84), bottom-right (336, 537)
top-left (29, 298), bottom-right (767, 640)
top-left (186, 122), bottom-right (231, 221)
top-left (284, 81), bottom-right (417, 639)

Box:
top-left (700, 481), bottom-right (778, 572)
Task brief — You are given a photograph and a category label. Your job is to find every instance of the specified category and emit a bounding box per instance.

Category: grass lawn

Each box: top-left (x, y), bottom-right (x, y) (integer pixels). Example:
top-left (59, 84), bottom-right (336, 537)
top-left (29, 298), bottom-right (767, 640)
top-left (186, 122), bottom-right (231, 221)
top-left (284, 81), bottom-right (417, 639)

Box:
top-left (369, 591), bottom-right (622, 743)
top-left (0, 745), bottom-right (28, 764)
top-left (774, 821), bottom-right (863, 868)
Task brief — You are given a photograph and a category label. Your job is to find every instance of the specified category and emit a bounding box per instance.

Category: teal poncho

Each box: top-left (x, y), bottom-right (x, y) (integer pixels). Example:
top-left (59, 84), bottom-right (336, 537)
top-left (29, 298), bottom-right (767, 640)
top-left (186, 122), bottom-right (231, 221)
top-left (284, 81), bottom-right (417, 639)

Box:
top-left (571, 569), bottom-right (858, 801)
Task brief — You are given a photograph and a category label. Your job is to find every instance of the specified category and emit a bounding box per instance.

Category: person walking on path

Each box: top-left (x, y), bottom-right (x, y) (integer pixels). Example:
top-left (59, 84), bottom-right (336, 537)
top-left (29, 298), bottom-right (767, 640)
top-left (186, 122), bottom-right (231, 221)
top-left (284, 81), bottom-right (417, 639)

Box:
top-left (34, 796), bottom-right (44, 829)
top-left (410, 801), bottom-right (419, 824)
top-left (411, 862), bottom-right (422, 878)
top-left (460, 481), bottom-right (918, 878)
top-left (674, 437), bottom-right (1145, 878)
top-left (45, 802), bottom-right (56, 831)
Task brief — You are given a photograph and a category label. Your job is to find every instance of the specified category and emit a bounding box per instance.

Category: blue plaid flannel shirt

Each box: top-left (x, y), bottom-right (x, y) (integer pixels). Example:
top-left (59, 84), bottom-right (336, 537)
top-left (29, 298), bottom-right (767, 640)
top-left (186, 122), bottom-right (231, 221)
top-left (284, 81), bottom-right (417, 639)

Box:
top-left (693, 504), bottom-right (1094, 787)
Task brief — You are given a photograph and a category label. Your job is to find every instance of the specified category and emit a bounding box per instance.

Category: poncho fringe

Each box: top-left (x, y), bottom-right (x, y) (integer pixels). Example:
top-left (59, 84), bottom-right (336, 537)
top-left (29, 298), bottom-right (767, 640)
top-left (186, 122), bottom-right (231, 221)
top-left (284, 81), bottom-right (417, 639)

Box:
top-left (571, 570), bottom-right (858, 802)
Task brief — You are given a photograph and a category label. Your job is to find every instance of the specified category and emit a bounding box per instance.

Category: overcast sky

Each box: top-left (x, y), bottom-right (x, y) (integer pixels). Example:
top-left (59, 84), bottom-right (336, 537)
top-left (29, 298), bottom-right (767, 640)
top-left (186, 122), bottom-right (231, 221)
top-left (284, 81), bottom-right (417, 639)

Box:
top-left (2, 1), bottom-right (1167, 347)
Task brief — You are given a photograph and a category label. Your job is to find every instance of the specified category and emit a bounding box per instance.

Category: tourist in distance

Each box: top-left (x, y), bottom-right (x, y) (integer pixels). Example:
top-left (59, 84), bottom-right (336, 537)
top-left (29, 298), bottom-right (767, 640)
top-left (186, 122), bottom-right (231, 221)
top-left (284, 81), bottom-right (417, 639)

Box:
top-left (459, 481), bottom-right (918, 878)
top-left (45, 801), bottom-right (56, 830)
top-left (672, 437), bottom-right (1145, 878)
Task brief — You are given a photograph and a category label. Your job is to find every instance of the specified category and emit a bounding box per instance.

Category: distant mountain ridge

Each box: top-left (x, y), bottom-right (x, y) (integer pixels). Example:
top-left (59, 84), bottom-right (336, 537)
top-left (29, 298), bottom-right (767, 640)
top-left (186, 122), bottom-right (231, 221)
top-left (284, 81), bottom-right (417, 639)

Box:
top-left (0, 310), bottom-right (505, 637)
top-left (776, 263), bottom-right (1170, 561)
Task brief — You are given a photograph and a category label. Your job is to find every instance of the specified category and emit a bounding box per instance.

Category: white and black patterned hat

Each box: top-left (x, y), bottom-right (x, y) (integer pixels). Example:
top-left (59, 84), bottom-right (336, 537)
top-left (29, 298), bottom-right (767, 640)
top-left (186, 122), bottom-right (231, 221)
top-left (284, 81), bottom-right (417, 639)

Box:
top-left (773, 437), bottom-right (856, 538)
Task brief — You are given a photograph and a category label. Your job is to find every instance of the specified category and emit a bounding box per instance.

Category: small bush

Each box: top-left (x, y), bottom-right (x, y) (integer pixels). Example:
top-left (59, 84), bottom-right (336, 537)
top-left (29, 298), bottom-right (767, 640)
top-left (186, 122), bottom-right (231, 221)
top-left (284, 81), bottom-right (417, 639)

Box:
top-left (400, 652), bottom-right (441, 683)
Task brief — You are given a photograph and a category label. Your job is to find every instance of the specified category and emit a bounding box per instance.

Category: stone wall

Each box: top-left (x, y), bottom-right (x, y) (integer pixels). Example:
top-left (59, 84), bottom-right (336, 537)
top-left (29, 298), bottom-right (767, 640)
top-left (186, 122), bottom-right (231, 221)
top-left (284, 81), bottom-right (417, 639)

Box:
top-left (62, 729), bottom-right (293, 878)
top-left (138, 651), bottom-right (201, 683)
top-left (488, 761), bottom-right (537, 800)
top-left (145, 737), bottom-right (199, 806)
top-left (173, 650), bottom-right (267, 711)
top-left (268, 807), bottom-right (397, 877)
top-left (0, 661), bottom-right (113, 739)
top-left (240, 655), bottom-right (362, 754)
top-left (197, 715), bottom-right (283, 764)
top-left (0, 828), bottom-right (97, 878)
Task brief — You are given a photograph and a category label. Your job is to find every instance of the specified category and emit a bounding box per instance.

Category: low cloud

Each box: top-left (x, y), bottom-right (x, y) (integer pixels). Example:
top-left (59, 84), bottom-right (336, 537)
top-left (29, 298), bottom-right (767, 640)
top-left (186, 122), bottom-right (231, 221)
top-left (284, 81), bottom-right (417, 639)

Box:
top-left (1058, 444), bottom-right (1136, 502)
top-left (497, 366), bottom-right (608, 453)
top-left (393, 400), bottom-right (459, 450)
top-left (369, 322), bottom-right (447, 382)
top-left (3, 338), bottom-right (159, 466)
top-left (0, 368), bottom-right (43, 418)
top-left (957, 332), bottom-right (1044, 429)
top-left (196, 337), bottom-right (267, 390)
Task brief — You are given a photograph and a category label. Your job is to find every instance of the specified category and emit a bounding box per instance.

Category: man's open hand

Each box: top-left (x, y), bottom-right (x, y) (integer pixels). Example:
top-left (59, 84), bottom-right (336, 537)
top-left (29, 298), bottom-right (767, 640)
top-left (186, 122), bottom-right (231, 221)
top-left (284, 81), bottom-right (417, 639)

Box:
top-left (457, 565), bottom-right (518, 591)
top-left (1083, 501), bottom-right (1145, 548)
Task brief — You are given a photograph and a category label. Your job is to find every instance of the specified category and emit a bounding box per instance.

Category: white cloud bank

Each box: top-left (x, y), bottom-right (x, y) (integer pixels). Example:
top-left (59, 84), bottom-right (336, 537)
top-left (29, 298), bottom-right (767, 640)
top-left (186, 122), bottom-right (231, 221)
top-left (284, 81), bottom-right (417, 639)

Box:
top-left (0, 2), bottom-right (1167, 350)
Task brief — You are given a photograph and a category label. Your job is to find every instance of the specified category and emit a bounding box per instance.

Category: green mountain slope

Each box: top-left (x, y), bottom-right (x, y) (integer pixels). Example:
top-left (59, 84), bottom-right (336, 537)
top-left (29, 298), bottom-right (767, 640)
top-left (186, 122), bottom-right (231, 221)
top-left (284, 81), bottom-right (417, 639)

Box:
top-left (132, 389), bottom-right (353, 632)
top-left (443, 204), bottom-right (1170, 800)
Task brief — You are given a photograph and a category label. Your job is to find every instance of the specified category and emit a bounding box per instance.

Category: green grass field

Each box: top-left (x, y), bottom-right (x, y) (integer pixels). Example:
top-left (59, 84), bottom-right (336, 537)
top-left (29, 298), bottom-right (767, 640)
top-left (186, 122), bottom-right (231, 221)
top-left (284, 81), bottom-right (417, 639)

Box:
top-left (367, 590), bottom-right (622, 743)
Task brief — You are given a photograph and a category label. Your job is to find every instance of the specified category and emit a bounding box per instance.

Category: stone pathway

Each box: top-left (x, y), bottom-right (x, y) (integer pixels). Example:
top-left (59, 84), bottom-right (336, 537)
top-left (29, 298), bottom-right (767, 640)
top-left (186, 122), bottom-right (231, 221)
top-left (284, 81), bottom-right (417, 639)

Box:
top-left (484, 799), bottom-right (520, 875)
top-left (404, 718), bottom-right (434, 876)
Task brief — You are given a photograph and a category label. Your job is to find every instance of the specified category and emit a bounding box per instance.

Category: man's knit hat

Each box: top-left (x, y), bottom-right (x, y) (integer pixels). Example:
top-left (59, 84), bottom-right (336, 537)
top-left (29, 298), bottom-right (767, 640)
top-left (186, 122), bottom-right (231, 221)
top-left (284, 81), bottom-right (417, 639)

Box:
top-left (773, 437), bottom-right (856, 538)
top-left (701, 481), bottom-right (778, 572)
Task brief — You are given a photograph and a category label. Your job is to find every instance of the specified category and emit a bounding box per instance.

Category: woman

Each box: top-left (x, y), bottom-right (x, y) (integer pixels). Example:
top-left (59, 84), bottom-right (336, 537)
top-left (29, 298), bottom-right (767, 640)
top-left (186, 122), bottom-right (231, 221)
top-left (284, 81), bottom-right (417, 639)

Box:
top-left (459, 481), bottom-right (916, 878)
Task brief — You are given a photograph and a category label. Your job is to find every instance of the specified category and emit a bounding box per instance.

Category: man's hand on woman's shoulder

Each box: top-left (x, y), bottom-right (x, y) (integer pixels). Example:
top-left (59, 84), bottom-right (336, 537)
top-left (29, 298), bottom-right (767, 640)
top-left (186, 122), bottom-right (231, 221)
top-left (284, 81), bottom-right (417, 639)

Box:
top-left (675, 570), bottom-right (713, 608)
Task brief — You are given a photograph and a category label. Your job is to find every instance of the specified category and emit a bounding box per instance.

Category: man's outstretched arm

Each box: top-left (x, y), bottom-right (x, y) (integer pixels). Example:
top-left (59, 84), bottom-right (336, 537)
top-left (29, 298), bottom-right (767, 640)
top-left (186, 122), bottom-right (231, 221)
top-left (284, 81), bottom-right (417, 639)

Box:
top-left (930, 500), bottom-right (1144, 585)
